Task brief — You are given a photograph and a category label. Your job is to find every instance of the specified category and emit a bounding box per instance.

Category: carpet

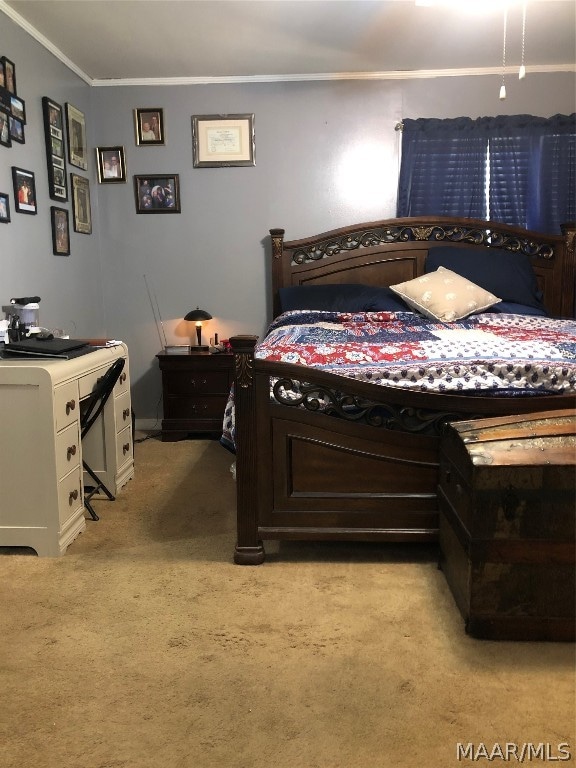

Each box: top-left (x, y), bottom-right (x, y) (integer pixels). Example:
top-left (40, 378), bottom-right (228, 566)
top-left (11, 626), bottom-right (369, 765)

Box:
top-left (1, 436), bottom-right (574, 768)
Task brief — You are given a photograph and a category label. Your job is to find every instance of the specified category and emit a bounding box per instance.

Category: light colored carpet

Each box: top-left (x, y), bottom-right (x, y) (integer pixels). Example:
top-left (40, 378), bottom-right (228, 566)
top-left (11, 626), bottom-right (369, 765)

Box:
top-left (1, 437), bottom-right (574, 768)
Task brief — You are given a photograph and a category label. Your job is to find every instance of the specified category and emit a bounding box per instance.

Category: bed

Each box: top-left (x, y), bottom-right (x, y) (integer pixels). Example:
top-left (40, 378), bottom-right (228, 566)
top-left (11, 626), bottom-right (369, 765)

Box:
top-left (227, 216), bottom-right (576, 565)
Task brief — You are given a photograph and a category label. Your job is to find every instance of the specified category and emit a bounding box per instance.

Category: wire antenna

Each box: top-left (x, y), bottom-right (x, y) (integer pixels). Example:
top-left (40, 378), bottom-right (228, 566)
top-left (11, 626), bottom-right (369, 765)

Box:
top-left (143, 274), bottom-right (168, 349)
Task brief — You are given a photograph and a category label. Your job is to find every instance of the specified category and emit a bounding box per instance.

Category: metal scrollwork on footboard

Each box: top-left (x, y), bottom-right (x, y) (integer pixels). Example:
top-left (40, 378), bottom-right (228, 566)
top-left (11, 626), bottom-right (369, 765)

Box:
top-left (272, 377), bottom-right (471, 437)
top-left (291, 223), bottom-right (556, 264)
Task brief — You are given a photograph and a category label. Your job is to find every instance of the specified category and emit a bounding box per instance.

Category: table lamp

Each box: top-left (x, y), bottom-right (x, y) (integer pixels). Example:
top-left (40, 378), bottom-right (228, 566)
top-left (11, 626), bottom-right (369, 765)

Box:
top-left (184, 307), bottom-right (212, 352)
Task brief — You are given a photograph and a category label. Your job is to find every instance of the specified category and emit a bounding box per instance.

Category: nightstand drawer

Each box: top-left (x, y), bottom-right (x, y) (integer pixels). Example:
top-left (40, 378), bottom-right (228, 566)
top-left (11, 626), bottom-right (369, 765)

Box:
top-left (164, 394), bottom-right (228, 419)
top-left (165, 370), bottom-right (231, 395)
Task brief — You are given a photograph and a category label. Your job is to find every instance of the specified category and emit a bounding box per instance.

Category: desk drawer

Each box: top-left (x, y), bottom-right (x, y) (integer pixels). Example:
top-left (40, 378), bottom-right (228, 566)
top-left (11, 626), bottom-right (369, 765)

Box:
top-left (56, 422), bottom-right (81, 480)
top-left (116, 424), bottom-right (133, 468)
top-left (115, 390), bottom-right (132, 430)
top-left (58, 466), bottom-right (83, 525)
top-left (79, 364), bottom-right (109, 399)
top-left (55, 380), bottom-right (80, 431)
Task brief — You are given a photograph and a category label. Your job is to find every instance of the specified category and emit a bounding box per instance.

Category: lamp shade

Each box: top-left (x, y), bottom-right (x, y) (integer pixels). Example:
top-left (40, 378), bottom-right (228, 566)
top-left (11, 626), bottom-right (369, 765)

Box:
top-left (184, 308), bottom-right (212, 322)
top-left (184, 307), bottom-right (212, 351)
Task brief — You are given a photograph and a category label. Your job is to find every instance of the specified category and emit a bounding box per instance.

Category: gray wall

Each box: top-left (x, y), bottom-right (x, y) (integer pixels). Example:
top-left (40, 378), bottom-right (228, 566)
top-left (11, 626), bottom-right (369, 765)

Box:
top-left (1, 14), bottom-right (575, 425)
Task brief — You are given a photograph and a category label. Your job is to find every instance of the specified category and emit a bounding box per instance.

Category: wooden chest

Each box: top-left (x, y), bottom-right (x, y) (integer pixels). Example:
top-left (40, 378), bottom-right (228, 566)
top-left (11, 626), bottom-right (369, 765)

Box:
top-left (438, 408), bottom-right (575, 641)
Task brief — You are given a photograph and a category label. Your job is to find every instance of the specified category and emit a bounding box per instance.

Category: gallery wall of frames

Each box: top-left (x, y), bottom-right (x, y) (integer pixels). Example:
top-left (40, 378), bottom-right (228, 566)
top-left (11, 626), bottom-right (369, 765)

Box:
top-left (0, 53), bottom-right (256, 255)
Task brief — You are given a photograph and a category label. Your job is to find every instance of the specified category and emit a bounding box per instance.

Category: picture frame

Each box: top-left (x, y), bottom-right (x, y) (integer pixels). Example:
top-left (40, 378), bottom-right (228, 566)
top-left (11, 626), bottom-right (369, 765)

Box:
top-left (10, 94), bottom-right (25, 123)
top-left (12, 167), bottom-right (37, 214)
top-left (9, 115), bottom-right (24, 144)
top-left (134, 174), bottom-right (180, 213)
top-left (0, 59), bottom-right (4, 89)
top-left (0, 192), bottom-right (10, 223)
top-left (65, 103), bottom-right (88, 170)
top-left (191, 113), bottom-right (255, 168)
top-left (50, 206), bottom-right (70, 255)
top-left (96, 145), bottom-right (127, 183)
top-left (0, 105), bottom-right (11, 147)
top-left (0, 86), bottom-right (9, 111)
top-left (71, 173), bottom-right (92, 234)
top-left (2, 57), bottom-right (16, 95)
top-left (133, 108), bottom-right (164, 146)
top-left (42, 96), bottom-right (68, 201)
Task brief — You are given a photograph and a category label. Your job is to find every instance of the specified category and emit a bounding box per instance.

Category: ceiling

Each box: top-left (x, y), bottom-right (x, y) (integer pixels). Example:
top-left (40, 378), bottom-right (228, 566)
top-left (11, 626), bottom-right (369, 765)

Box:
top-left (1, 0), bottom-right (575, 85)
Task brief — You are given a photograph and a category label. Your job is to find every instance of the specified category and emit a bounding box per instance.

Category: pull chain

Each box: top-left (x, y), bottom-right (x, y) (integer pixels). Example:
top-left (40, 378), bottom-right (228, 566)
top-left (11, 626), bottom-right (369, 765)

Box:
top-left (500, 5), bottom-right (508, 100)
top-left (519, 2), bottom-right (527, 80)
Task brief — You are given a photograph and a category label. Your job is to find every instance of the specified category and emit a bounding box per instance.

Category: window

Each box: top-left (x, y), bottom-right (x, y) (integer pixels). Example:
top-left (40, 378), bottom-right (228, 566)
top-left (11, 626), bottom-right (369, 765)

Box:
top-left (397, 114), bottom-right (575, 233)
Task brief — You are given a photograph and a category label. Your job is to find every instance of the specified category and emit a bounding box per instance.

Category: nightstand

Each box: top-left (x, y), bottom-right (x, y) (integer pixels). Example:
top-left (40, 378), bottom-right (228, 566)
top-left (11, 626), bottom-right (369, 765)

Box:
top-left (156, 351), bottom-right (234, 441)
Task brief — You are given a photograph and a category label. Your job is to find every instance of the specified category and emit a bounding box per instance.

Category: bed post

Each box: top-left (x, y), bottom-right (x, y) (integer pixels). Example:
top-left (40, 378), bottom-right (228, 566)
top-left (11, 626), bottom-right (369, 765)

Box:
top-left (270, 228), bottom-right (285, 320)
top-left (561, 222), bottom-right (576, 318)
top-left (229, 334), bottom-right (265, 564)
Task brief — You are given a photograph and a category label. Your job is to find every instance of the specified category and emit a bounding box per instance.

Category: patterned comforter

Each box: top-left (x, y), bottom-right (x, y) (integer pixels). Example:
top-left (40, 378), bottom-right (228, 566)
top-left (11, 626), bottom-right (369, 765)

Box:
top-left (221, 309), bottom-right (576, 451)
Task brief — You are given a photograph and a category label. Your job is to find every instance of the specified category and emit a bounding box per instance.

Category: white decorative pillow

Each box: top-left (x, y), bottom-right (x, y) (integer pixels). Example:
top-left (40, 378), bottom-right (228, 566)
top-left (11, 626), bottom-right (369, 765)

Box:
top-left (390, 267), bottom-right (501, 322)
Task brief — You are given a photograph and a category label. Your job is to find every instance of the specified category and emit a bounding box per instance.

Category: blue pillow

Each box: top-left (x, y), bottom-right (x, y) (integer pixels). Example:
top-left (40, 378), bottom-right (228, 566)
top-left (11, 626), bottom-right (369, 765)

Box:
top-left (489, 301), bottom-right (548, 317)
top-left (425, 246), bottom-right (544, 311)
top-left (278, 284), bottom-right (410, 313)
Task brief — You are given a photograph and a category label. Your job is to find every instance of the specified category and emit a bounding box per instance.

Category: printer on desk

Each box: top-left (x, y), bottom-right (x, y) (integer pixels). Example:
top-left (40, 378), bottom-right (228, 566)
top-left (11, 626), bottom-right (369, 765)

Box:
top-left (2, 295), bottom-right (41, 342)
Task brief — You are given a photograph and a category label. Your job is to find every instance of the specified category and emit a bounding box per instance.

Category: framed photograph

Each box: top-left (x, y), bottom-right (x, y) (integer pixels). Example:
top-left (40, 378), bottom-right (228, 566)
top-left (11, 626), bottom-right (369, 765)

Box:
top-left (66, 103), bottom-right (88, 170)
top-left (12, 167), bottom-right (37, 214)
top-left (10, 94), bottom-right (25, 123)
top-left (50, 206), bottom-right (70, 255)
top-left (9, 116), bottom-right (24, 144)
top-left (133, 108), bottom-right (164, 146)
top-left (42, 96), bottom-right (67, 201)
top-left (71, 173), bottom-right (92, 234)
top-left (0, 192), bottom-right (10, 223)
top-left (96, 146), bottom-right (127, 183)
top-left (191, 113), bottom-right (255, 168)
top-left (0, 86), bottom-right (9, 111)
top-left (0, 59), bottom-right (4, 89)
top-left (2, 57), bottom-right (15, 95)
top-left (134, 174), bottom-right (180, 213)
top-left (0, 105), bottom-right (11, 147)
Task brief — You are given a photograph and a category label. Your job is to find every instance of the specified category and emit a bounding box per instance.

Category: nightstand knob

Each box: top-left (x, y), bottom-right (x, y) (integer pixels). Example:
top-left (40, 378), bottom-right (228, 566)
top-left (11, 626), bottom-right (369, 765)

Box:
top-left (190, 378), bottom-right (207, 387)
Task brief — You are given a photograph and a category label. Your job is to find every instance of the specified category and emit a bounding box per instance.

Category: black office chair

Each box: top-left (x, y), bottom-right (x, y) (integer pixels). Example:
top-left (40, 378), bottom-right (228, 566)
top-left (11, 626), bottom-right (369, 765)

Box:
top-left (80, 357), bottom-right (126, 521)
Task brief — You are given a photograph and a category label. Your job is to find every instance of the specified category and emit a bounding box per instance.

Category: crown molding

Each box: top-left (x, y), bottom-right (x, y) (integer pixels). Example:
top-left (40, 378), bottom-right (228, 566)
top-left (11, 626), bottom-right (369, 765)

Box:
top-left (1, 1), bottom-right (574, 88)
top-left (91, 64), bottom-right (575, 88)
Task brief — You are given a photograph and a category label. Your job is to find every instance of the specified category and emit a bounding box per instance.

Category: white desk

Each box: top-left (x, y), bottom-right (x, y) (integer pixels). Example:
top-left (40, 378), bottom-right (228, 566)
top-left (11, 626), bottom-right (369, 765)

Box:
top-left (0, 343), bottom-right (134, 556)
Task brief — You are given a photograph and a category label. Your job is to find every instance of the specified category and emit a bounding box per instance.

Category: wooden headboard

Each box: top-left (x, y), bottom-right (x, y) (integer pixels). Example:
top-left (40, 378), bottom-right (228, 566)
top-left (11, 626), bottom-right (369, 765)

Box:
top-left (270, 217), bottom-right (576, 320)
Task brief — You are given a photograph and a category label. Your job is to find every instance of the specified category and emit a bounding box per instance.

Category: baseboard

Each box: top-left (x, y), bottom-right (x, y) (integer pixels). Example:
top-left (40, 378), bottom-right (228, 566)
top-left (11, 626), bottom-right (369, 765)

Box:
top-left (135, 418), bottom-right (161, 432)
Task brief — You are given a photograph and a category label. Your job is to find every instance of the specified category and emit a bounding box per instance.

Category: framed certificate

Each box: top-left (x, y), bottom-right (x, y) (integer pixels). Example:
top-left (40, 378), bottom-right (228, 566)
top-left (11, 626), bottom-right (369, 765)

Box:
top-left (191, 114), bottom-right (255, 168)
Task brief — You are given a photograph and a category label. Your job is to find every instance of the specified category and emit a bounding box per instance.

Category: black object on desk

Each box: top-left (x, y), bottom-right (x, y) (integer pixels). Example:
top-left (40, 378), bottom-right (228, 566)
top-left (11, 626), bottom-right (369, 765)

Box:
top-left (3, 338), bottom-right (88, 358)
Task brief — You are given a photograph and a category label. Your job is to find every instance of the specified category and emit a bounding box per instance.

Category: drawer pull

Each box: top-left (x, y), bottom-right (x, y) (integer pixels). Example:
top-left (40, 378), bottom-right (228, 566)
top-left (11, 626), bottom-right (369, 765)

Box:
top-left (65, 399), bottom-right (76, 415)
top-left (67, 444), bottom-right (77, 461)
top-left (123, 408), bottom-right (130, 421)
top-left (444, 468), bottom-right (451, 483)
top-left (123, 442), bottom-right (130, 455)
top-left (69, 489), bottom-right (79, 505)
top-left (120, 372), bottom-right (127, 384)
top-left (190, 378), bottom-right (208, 387)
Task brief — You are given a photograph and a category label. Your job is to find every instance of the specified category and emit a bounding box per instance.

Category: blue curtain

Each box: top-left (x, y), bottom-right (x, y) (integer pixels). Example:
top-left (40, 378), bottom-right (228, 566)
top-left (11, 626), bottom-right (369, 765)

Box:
top-left (397, 114), bottom-right (576, 233)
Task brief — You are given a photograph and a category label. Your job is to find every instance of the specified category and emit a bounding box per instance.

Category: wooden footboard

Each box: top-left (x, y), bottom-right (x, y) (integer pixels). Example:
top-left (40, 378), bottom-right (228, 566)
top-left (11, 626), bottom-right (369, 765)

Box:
top-left (230, 336), bottom-right (575, 564)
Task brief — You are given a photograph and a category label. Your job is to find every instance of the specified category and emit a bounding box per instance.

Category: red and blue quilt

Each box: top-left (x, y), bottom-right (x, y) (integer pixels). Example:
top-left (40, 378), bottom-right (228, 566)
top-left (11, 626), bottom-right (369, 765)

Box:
top-left (256, 310), bottom-right (576, 393)
top-left (221, 309), bottom-right (576, 452)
